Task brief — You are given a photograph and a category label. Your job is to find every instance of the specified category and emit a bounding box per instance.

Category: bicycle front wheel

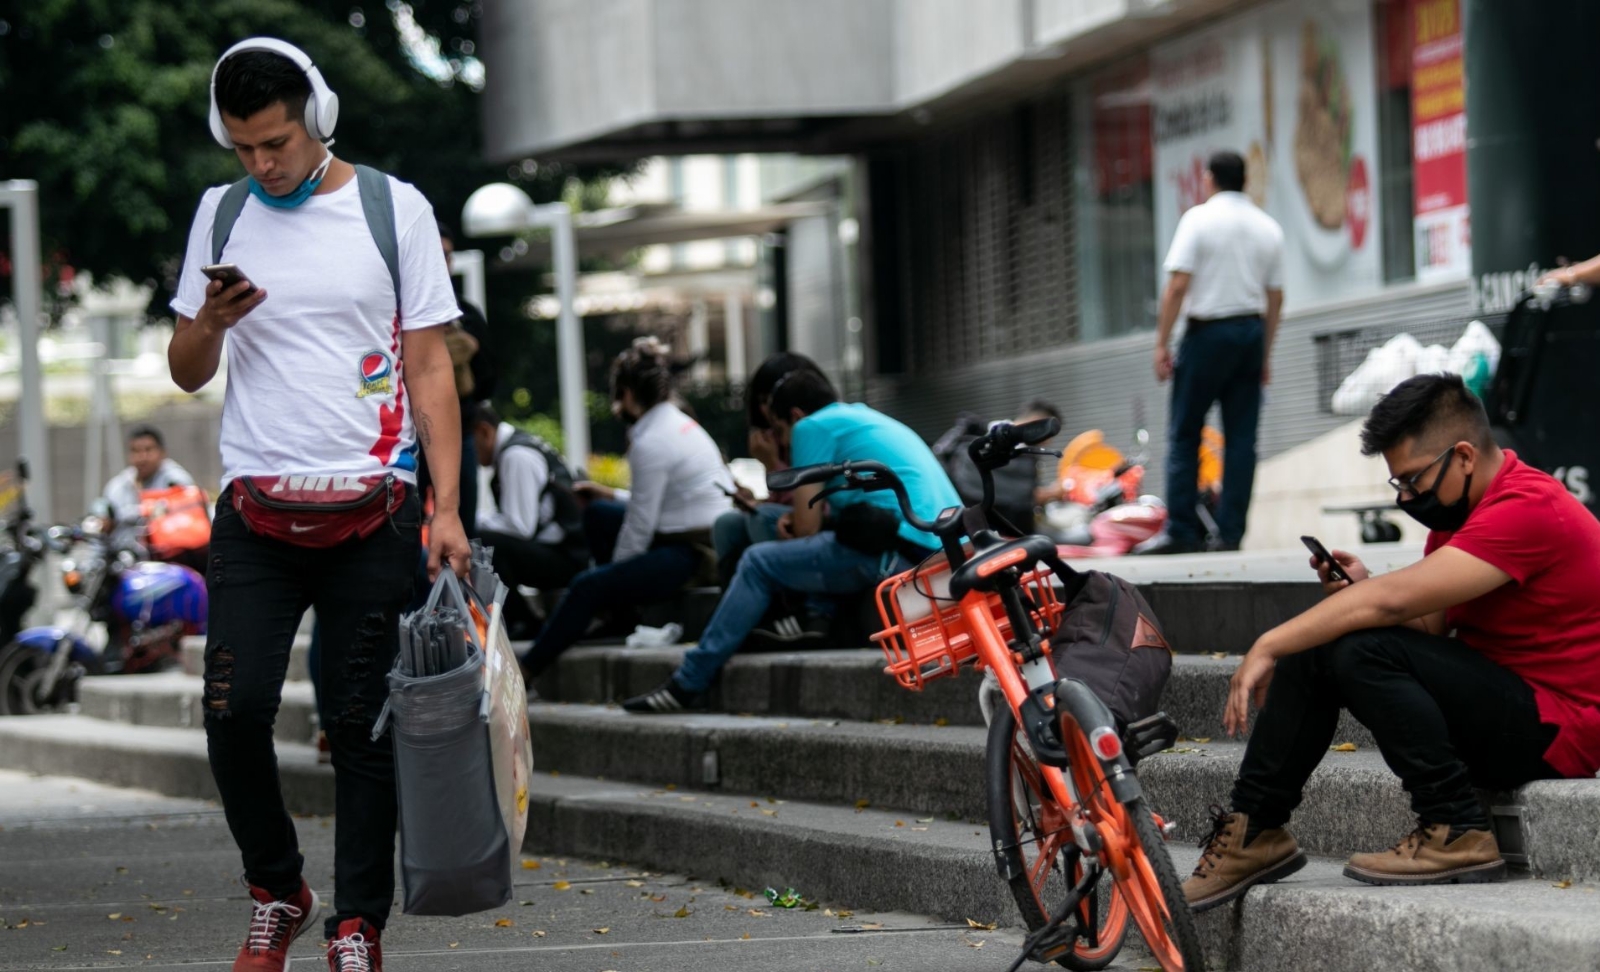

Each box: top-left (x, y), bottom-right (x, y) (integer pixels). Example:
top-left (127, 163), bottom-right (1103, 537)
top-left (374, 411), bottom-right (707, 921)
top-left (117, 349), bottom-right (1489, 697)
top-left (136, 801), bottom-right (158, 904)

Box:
top-left (985, 705), bottom-right (1129, 970)
top-left (1062, 719), bottom-right (1204, 972)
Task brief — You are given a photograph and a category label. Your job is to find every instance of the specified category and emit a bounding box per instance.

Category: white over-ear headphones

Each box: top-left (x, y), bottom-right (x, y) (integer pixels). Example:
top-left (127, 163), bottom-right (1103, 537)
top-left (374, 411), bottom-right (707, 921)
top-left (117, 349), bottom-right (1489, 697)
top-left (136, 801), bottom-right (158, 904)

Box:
top-left (209, 37), bottom-right (340, 149)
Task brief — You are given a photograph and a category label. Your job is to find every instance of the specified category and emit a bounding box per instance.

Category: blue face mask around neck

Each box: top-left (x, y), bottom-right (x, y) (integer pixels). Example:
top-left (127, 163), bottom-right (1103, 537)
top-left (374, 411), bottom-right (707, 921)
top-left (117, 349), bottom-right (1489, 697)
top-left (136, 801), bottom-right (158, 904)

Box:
top-left (248, 148), bottom-right (334, 209)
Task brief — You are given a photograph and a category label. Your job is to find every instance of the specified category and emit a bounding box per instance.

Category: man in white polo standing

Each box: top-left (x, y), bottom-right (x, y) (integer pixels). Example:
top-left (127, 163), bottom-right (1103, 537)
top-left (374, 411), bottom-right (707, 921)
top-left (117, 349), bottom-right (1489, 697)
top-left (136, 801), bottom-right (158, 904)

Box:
top-left (1147, 150), bottom-right (1284, 554)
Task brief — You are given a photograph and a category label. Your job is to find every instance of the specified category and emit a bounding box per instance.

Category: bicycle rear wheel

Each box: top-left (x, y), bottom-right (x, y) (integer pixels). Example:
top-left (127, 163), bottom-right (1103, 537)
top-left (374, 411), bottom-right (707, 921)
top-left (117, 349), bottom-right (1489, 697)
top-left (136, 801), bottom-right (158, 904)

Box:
top-left (1062, 718), bottom-right (1204, 972)
top-left (985, 706), bottom-right (1129, 970)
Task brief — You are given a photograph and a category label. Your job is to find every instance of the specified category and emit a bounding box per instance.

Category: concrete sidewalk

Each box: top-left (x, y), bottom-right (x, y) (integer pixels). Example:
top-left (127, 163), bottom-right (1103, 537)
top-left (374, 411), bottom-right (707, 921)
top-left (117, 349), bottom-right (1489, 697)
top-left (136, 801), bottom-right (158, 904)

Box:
top-left (0, 769), bottom-right (1121, 972)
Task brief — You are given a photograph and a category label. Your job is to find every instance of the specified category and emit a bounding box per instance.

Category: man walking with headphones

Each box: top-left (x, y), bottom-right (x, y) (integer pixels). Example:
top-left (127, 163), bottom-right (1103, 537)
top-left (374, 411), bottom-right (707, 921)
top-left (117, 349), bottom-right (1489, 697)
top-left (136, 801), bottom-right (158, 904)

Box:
top-left (168, 39), bottom-right (469, 972)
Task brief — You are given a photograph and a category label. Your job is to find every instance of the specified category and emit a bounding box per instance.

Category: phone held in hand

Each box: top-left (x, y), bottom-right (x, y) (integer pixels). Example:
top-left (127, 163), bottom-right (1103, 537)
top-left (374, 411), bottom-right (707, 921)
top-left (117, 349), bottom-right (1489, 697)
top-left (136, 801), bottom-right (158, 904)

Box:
top-left (1301, 535), bottom-right (1353, 585)
top-left (200, 263), bottom-right (257, 295)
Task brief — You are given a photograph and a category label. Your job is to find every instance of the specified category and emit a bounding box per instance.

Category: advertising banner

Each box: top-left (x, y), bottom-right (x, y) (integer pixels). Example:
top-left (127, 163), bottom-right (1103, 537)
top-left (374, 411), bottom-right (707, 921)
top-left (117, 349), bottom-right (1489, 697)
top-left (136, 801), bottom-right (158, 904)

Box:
top-left (1152, 0), bottom-right (1382, 307)
top-left (1411, 0), bottom-right (1469, 281)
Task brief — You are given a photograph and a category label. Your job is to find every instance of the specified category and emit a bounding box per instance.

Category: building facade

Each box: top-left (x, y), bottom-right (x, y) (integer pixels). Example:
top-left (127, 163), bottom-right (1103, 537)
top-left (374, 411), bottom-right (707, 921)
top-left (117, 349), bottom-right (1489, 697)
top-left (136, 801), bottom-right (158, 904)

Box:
top-left (480, 0), bottom-right (1600, 536)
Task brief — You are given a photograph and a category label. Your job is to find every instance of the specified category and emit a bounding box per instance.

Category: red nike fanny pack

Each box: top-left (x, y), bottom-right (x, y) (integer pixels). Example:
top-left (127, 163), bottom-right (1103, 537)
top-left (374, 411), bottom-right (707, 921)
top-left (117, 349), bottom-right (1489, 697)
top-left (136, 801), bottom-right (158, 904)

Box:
top-left (231, 474), bottom-right (406, 548)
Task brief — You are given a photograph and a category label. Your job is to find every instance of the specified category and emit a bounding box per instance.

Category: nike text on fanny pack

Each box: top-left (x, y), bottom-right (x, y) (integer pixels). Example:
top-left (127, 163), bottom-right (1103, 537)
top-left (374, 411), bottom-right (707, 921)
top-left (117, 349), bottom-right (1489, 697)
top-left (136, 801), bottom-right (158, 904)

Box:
top-left (270, 475), bottom-right (372, 493)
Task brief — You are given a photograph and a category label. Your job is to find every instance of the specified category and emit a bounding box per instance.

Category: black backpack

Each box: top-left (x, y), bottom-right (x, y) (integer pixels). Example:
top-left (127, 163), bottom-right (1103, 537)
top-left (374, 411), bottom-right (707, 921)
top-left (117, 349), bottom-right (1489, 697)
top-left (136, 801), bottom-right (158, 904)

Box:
top-left (492, 432), bottom-right (586, 558)
top-left (1049, 571), bottom-right (1173, 729)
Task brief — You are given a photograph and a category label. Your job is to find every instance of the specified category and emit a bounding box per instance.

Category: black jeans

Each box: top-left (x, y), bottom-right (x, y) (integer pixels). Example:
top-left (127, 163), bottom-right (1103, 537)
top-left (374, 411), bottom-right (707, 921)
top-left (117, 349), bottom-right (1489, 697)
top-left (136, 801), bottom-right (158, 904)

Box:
top-left (478, 529), bottom-right (587, 636)
top-left (203, 491), bottom-right (420, 936)
top-left (1166, 315), bottom-right (1263, 546)
top-left (1231, 626), bottom-right (1561, 830)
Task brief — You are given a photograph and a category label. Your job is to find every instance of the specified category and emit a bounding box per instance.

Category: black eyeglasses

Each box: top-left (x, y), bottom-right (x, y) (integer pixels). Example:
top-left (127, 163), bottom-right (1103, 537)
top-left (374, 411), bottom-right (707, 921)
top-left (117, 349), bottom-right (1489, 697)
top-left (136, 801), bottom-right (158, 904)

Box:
top-left (1387, 446), bottom-right (1455, 497)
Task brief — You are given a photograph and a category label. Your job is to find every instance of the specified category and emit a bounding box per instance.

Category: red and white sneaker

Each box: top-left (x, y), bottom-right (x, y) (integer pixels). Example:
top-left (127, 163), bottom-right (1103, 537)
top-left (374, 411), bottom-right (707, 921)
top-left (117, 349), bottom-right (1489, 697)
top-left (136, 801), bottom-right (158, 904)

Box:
top-left (233, 880), bottom-right (322, 971)
top-left (326, 917), bottom-right (383, 972)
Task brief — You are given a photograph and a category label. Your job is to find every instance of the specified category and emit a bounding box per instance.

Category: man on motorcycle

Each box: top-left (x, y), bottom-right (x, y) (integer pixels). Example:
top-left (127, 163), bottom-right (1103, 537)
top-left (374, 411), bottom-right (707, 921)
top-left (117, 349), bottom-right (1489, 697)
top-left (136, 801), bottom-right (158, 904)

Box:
top-left (1186, 373), bottom-right (1600, 910)
top-left (167, 38), bottom-right (469, 972)
top-left (98, 425), bottom-right (194, 525)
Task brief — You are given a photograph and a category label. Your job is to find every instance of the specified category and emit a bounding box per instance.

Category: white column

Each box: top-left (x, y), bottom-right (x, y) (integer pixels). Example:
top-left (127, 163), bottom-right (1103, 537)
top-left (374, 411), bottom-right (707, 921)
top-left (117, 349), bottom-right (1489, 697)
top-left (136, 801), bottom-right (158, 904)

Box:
top-left (540, 204), bottom-right (589, 469)
top-left (1, 181), bottom-right (49, 523)
top-left (723, 291), bottom-right (747, 383)
top-left (688, 299), bottom-right (710, 383)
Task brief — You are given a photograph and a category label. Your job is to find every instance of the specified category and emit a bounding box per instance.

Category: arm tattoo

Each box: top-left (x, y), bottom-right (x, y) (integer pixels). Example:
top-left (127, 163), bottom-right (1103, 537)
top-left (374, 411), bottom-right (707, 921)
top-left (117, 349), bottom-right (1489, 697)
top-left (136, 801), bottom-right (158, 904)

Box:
top-left (417, 412), bottom-right (434, 449)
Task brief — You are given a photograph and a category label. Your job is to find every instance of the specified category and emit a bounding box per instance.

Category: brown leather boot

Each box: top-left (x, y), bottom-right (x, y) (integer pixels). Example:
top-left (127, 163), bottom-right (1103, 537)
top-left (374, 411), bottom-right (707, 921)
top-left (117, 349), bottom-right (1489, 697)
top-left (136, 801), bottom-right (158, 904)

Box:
top-left (1182, 807), bottom-right (1307, 912)
top-left (1344, 821), bottom-right (1507, 886)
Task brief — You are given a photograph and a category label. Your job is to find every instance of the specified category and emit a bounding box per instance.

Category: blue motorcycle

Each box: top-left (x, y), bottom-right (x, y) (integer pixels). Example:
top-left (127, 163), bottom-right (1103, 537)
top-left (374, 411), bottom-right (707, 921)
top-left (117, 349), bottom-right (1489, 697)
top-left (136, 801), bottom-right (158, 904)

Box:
top-left (0, 467), bottom-right (208, 716)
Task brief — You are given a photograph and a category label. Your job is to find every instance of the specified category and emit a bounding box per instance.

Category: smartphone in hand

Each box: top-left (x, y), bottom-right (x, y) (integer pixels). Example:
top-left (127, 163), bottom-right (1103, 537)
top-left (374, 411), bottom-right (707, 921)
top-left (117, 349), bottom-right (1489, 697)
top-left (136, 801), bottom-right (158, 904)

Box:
top-left (719, 483), bottom-right (757, 514)
top-left (201, 263), bottom-right (257, 296)
top-left (1301, 535), bottom-right (1353, 585)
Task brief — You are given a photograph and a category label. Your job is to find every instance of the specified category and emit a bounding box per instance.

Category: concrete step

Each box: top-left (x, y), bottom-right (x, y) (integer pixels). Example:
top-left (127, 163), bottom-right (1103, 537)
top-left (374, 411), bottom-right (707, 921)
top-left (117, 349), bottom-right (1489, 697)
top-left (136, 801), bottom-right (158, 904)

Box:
top-left (180, 634), bottom-right (312, 682)
top-left (0, 713), bottom-right (333, 813)
top-left (535, 645), bottom-right (1377, 747)
top-left (524, 703), bottom-right (1600, 882)
top-left (77, 672), bottom-right (319, 746)
top-left (532, 772), bottom-right (1600, 972)
top-left (2, 714), bottom-right (1597, 970)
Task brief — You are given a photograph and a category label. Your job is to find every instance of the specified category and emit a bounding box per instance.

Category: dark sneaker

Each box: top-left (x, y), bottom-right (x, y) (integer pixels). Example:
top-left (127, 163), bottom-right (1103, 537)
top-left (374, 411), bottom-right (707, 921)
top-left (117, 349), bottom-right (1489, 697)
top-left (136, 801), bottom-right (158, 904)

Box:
top-left (744, 615), bottom-right (828, 652)
top-left (622, 679), bottom-right (709, 714)
top-left (233, 880), bottom-right (321, 972)
top-left (1344, 821), bottom-right (1506, 886)
top-left (1182, 808), bottom-right (1306, 912)
top-left (326, 917), bottom-right (383, 972)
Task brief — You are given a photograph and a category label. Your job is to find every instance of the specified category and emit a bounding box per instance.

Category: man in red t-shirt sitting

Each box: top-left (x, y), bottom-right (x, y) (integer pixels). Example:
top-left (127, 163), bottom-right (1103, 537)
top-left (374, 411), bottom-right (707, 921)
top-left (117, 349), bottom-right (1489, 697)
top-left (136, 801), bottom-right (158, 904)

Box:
top-left (1184, 373), bottom-right (1600, 911)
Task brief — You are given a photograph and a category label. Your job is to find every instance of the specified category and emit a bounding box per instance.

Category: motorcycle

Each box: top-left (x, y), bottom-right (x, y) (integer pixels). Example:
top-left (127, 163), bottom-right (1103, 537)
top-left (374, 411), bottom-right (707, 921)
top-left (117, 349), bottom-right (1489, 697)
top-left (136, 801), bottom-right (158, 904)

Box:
top-left (0, 480), bottom-right (209, 716)
top-left (1040, 428), bottom-right (1223, 557)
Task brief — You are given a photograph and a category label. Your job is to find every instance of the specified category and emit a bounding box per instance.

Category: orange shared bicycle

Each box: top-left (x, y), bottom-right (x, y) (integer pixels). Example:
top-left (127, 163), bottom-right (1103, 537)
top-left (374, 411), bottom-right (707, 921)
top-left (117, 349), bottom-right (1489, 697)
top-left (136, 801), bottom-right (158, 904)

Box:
top-left (770, 417), bottom-right (1203, 971)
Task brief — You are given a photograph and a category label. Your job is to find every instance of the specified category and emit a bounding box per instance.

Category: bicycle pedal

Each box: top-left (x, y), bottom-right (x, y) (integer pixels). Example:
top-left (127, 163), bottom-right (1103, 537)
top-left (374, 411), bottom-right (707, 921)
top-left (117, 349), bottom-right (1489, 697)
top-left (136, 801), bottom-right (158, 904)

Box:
top-left (1124, 711), bottom-right (1180, 762)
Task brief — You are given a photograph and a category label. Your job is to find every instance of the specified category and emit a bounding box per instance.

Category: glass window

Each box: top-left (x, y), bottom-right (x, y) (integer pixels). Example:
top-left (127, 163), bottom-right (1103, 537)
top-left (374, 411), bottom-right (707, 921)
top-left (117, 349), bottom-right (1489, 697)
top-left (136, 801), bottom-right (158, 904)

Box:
top-left (1374, 0), bottom-right (1416, 283)
top-left (1074, 59), bottom-right (1158, 342)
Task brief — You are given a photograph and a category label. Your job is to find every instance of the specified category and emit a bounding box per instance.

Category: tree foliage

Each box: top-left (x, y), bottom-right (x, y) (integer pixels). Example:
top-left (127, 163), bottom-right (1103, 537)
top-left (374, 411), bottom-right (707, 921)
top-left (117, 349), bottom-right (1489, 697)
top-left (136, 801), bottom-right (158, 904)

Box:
top-left (0, 0), bottom-right (625, 312)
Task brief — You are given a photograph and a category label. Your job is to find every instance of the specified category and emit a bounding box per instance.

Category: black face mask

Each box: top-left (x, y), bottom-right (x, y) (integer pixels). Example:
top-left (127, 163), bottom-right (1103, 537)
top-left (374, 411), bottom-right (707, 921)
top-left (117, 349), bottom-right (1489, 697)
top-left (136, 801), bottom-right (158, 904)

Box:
top-left (1396, 454), bottom-right (1473, 532)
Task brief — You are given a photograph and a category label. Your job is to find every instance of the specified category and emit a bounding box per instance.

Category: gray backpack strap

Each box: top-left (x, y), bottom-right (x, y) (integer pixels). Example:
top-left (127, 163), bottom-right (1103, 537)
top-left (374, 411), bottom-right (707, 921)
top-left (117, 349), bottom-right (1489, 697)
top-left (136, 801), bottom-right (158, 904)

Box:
top-left (210, 179), bottom-right (253, 265)
top-left (354, 164), bottom-right (402, 315)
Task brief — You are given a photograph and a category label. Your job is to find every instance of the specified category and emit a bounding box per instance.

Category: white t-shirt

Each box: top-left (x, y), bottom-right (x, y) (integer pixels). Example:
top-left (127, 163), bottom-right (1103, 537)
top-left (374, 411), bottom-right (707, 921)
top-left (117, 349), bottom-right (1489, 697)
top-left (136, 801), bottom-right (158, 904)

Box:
top-left (611, 402), bottom-right (733, 563)
top-left (1163, 191), bottom-right (1285, 322)
top-left (479, 423), bottom-right (563, 543)
top-left (171, 174), bottom-right (461, 488)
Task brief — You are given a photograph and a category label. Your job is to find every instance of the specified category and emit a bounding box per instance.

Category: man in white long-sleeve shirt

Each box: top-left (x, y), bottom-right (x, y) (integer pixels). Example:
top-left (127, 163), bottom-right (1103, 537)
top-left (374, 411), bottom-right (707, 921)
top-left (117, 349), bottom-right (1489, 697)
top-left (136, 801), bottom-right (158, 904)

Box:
top-left (472, 404), bottom-right (588, 638)
top-left (520, 338), bottom-right (732, 678)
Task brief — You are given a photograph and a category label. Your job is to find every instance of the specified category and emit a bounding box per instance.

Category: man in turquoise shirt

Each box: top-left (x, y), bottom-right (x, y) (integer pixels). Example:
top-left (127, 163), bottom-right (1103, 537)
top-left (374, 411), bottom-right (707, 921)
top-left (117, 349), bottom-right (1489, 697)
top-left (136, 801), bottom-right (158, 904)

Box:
top-left (625, 370), bottom-right (960, 712)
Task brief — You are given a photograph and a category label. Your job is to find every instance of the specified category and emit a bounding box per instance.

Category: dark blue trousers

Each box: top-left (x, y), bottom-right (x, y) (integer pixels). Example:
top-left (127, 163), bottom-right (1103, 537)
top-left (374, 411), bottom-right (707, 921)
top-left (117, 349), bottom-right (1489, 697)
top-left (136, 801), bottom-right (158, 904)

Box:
top-left (1165, 315), bottom-right (1264, 547)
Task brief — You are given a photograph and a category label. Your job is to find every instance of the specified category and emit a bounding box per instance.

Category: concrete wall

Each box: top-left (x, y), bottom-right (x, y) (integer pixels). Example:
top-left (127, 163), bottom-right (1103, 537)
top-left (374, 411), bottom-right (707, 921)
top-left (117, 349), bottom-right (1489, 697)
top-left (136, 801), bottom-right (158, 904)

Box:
top-left (483, 0), bottom-right (658, 159)
top-left (1033, 0), bottom-right (1132, 46)
top-left (654, 0), bottom-right (895, 116)
top-left (891, 0), bottom-right (1024, 106)
top-left (483, 0), bottom-right (896, 159)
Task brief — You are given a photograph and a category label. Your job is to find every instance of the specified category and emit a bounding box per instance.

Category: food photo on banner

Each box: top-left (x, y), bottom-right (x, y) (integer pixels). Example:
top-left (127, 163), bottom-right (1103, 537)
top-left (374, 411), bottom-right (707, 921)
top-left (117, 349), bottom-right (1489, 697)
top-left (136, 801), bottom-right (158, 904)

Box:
top-left (1151, 0), bottom-right (1384, 307)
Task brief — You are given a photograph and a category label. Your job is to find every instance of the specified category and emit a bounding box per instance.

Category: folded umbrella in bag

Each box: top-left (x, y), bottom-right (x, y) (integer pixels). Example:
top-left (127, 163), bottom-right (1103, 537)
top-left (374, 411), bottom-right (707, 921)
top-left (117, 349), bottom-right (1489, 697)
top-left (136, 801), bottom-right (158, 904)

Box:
top-left (374, 554), bottom-right (533, 917)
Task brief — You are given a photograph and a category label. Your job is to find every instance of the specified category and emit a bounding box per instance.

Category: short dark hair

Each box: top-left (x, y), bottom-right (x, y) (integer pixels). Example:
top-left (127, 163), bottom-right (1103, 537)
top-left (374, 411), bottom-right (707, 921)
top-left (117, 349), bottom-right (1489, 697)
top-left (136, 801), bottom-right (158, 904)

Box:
top-left (437, 220), bottom-right (456, 246)
top-left (610, 336), bottom-right (675, 411)
top-left (768, 368), bottom-right (839, 420)
top-left (127, 424), bottom-right (164, 449)
top-left (1019, 399), bottom-right (1062, 423)
top-left (214, 51), bottom-right (311, 125)
top-left (475, 403), bottom-right (500, 427)
top-left (746, 352), bottom-right (827, 429)
top-left (1208, 151), bottom-right (1246, 193)
top-left (1360, 373), bottom-right (1493, 457)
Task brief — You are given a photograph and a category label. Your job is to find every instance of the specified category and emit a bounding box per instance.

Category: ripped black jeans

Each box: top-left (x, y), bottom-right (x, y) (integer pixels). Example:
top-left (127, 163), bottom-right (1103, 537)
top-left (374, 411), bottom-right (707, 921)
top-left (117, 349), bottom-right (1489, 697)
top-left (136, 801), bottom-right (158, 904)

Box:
top-left (203, 491), bottom-right (420, 936)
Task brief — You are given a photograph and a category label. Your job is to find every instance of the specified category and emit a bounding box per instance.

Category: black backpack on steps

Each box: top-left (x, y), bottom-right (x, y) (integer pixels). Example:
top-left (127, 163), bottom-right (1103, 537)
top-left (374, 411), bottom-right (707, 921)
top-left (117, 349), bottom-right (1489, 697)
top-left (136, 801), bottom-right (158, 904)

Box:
top-left (1049, 570), bottom-right (1173, 730)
